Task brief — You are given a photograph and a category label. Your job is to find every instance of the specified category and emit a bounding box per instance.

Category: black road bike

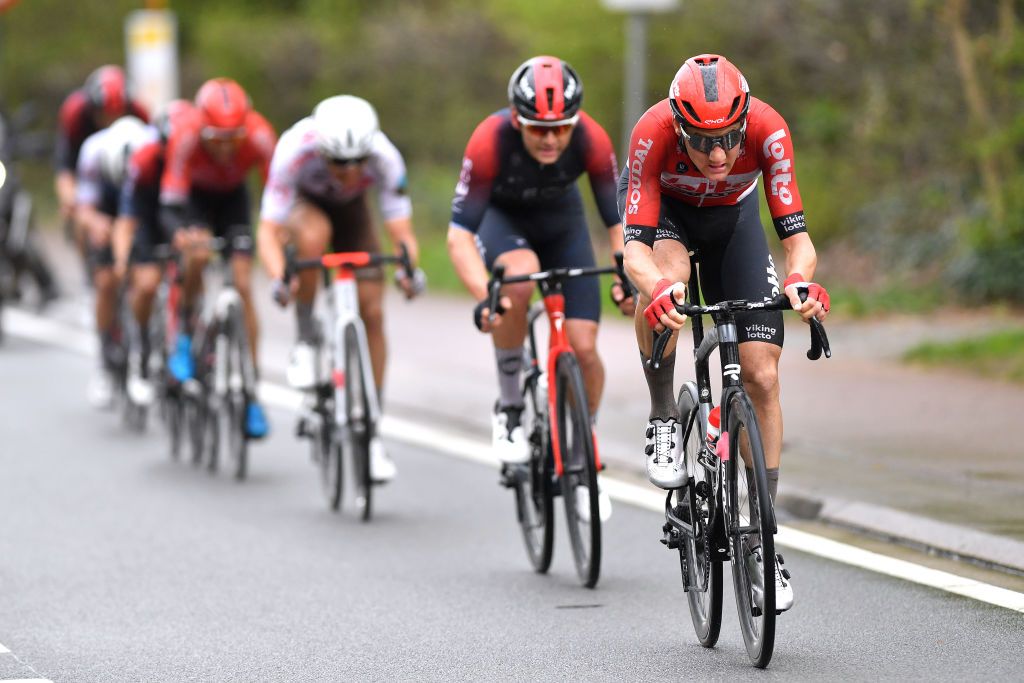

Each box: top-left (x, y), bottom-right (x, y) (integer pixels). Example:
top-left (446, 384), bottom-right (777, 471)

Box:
top-left (650, 257), bottom-right (830, 668)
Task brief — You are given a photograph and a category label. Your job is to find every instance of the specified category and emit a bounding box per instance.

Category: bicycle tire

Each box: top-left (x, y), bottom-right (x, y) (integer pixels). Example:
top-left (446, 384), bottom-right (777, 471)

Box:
top-left (344, 324), bottom-right (372, 522)
top-left (726, 391), bottom-right (776, 669)
top-left (167, 388), bottom-right (183, 460)
top-left (319, 424), bottom-right (343, 512)
top-left (185, 393), bottom-right (205, 467)
top-left (226, 313), bottom-right (250, 482)
top-left (555, 353), bottom-right (601, 588)
top-left (676, 384), bottom-right (723, 647)
top-left (514, 369), bottom-right (554, 573)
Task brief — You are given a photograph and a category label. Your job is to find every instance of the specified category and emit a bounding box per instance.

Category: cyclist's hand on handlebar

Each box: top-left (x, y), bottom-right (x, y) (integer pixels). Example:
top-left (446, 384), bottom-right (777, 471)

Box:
top-left (271, 278), bottom-right (295, 308)
top-left (643, 279), bottom-right (687, 332)
top-left (395, 267), bottom-right (427, 300)
top-left (784, 273), bottom-right (830, 323)
top-left (610, 279), bottom-right (635, 317)
top-left (173, 226), bottom-right (209, 254)
top-left (473, 295), bottom-right (512, 333)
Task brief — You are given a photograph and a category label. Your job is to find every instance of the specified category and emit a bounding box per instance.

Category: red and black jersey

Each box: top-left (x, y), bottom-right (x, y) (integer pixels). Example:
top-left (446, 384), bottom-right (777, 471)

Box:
top-left (623, 97), bottom-right (808, 241)
top-left (54, 89), bottom-right (149, 172)
top-left (450, 108), bottom-right (619, 233)
top-left (159, 110), bottom-right (276, 205)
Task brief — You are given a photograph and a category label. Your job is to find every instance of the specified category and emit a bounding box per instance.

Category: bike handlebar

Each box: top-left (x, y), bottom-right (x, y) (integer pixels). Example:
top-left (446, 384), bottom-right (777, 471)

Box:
top-left (648, 292), bottom-right (831, 370)
top-left (284, 243), bottom-right (413, 281)
top-left (484, 252), bottom-right (634, 326)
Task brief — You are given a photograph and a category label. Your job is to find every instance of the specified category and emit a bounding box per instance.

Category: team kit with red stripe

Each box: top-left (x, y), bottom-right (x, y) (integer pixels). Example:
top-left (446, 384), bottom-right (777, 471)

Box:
top-left (618, 95), bottom-right (809, 346)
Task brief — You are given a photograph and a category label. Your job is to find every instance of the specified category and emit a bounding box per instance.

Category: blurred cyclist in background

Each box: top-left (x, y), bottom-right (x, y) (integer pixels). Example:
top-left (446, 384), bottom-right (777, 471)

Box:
top-left (111, 99), bottom-right (197, 407)
top-left (74, 115), bottom-right (149, 407)
top-left (159, 77), bottom-right (276, 438)
top-left (257, 94), bottom-right (424, 483)
top-left (55, 65), bottom-right (149, 255)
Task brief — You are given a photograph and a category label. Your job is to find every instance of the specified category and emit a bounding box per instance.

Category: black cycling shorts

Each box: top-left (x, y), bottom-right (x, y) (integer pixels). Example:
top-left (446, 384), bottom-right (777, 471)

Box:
top-left (185, 185), bottom-right (253, 257)
top-left (87, 181), bottom-right (121, 268)
top-left (128, 185), bottom-right (167, 264)
top-left (295, 192), bottom-right (382, 279)
top-left (473, 188), bottom-right (600, 322)
top-left (616, 167), bottom-right (784, 346)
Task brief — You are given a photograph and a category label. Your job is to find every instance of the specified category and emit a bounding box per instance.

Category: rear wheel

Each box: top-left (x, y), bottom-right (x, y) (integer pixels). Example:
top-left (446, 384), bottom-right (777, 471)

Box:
top-left (513, 369), bottom-right (554, 573)
top-left (167, 386), bottom-right (183, 460)
top-left (677, 384), bottom-right (723, 647)
top-left (344, 324), bottom-right (372, 521)
top-left (726, 392), bottom-right (776, 669)
top-left (555, 353), bottom-right (601, 588)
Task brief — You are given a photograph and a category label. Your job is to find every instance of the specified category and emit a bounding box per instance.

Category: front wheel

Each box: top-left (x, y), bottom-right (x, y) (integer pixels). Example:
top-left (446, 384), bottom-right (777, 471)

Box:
top-left (555, 353), bottom-right (601, 588)
top-left (726, 392), bottom-right (776, 669)
top-left (317, 419), bottom-right (343, 512)
top-left (513, 370), bottom-right (554, 574)
top-left (676, 384), bottom-right (723, 648)
top-left (344, 324), bottom-right (372, 522)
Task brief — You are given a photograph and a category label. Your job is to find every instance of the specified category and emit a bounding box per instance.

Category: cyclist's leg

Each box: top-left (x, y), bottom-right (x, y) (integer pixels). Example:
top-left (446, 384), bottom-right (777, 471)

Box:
top-left (477, 205), bottom-right (537, 464)
top-left (288, 200), bottom-right (331, 343)
top-left (170, 190), bottom-right (213, 381)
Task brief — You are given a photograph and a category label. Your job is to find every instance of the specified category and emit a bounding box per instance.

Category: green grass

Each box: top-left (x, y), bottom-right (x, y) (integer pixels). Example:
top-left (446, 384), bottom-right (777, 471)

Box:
top-left (827, 283), bottom-right (946, 318)
top-left (903, 328), bottom-right (1024, 383)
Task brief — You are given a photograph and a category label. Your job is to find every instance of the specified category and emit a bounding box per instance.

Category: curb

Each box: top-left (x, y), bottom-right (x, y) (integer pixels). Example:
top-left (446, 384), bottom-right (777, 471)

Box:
top-left (777, 488), bottom-right (1024, 576)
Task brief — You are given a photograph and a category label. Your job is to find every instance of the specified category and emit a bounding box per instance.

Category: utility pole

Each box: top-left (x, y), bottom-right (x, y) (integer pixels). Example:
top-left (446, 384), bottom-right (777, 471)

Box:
top-left (601, 0), bottom-right (680, 156)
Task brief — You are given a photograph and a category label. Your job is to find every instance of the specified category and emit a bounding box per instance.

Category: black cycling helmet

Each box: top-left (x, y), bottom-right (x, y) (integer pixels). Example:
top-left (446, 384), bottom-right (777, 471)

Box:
top-left (508, 56), bottom-right (583, 124)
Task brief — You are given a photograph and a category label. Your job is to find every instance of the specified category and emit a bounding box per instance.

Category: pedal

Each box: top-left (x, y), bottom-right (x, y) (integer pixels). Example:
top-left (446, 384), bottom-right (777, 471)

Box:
top-left (295, 416), bottom-right (310, 439)
top-left (660, 524), bottom-right (679, 549)
top-left (781, 568), bottom-right (791, 580)
top-left (501, 462), bottom-right (528, 489)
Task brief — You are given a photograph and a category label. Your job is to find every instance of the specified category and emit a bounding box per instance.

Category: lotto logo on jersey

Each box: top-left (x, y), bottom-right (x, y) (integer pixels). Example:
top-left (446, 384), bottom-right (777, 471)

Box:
top-left (762, 128), bottom-right (794, 206)
top-left (627, 138), bottom-right (654, 215)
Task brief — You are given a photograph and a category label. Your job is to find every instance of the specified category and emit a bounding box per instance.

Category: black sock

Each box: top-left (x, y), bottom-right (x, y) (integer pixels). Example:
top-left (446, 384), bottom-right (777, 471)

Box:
top-left (642, 351), bottom-right (678, 421)
top-left (296, 301), bottom-right (317, 343)
top-left (495, 347), bottom-right (524, 408)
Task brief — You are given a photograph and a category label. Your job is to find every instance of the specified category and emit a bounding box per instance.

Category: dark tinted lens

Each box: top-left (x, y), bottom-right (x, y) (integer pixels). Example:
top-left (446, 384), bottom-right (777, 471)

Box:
top-left (684, 129), bottom-right (744, 154)
top-left (329, 155), bottom-right (369, 167)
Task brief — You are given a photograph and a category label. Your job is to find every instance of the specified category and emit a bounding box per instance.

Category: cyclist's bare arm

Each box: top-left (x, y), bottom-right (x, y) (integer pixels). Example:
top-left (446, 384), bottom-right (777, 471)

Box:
top-left (111, 216), bottom-right (137, 278)
top-left (780, 232), bottom-right (827, 322)
top-left (256, 216), bottom-right (289, 282)
top-left (55, 171), bottom-right (76, 219)
top-left (75, 204), bottom-right (113, 249)
top-left (447, 223), bottom-right (510, 331)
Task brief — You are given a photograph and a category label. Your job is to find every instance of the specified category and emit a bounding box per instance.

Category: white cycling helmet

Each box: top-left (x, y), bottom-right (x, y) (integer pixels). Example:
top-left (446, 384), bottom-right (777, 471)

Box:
top-left (98, 115), bottom-right (147, 186)
top-left (312, 95), bottom-right (379, 161)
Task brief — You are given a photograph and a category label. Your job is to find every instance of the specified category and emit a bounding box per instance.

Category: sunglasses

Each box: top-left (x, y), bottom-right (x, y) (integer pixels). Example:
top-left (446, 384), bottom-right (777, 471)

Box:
top-left (327, 155), bottom-right (369, 167)
top-left (679, 125), bottom-right (745, 155)
top-left (200, 126), bottom-right (246, 142)
top-left (517, 114), bottom-right (578, 138)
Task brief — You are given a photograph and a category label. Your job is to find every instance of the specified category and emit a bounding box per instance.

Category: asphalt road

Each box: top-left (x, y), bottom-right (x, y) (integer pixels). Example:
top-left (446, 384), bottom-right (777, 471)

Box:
top-left (1, 334), bottom-right (1022, 681)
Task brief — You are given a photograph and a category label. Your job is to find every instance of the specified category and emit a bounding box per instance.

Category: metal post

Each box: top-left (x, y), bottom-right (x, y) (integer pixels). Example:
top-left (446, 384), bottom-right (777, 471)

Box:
top-left (622, 12), bottom-right (648, 156)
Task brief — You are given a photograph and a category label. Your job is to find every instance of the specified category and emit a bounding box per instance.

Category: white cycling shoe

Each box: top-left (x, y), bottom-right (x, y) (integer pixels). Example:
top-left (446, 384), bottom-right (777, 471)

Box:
top-left (575, 477), bottom-right (613, 524)
top-left (87, 370), bottom-right (114, 410)
top-left (127, 374), bottom-right (156, 407)
top-left (492, 403), bottom-right (530, 465)
top-left (746, 545), bottom-right (795, 613)
top-left (286, 342), bottom-right (318, 390)
top-left (369, 437), bottom-right (396, 484)
top-left (645, 418), bottom-right (686, 489)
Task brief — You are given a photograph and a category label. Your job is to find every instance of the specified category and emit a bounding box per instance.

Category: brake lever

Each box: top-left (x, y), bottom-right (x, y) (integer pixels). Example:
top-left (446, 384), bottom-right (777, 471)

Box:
top-left (487, 264), bottom-right (506, 325)
top-left (807, 318), bottom-right (831, 360)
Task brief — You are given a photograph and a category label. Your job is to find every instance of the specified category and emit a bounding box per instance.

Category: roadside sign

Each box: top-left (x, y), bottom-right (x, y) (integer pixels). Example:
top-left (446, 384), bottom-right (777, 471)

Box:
top-left (601, 0), bottom-right (679, 12)
top-left (125, 9), bottom-right (179, 115)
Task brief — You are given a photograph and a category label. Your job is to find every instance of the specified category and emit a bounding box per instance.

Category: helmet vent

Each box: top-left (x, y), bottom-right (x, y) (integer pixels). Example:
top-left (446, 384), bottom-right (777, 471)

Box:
top-left (726, 96), bottom-right (741, 120)
top-left (699, 63), bottom-right (719, 102)
top-left (545, 88), bottom-right (555, 111)
top-left (681, 101), bottom-right (700, 123)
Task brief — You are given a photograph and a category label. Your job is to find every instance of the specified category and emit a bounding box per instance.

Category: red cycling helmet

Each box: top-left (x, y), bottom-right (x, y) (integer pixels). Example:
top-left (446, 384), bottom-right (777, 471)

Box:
top-left (85, 65), bottom-right (128, 119)
top-left (508, 56), bottom-right (583, 124)
top-left (668, 54), bottom-right (750, 130)
top-left (194, 78), bottom-right (251, 132)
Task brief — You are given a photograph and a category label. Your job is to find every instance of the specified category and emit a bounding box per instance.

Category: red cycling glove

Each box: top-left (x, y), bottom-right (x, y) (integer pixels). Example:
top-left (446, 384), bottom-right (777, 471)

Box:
top-left (643, 278), bottom-right (686, 329)
top-left (783, 273), bottom-right (830, 312)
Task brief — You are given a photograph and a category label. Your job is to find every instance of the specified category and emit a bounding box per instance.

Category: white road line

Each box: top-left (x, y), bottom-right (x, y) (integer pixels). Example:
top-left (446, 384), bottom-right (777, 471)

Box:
top-left (0, 643), bottom-right (8, 654)
top-left (7, 309), bottom-right (1024, 614)
top-left (0, 639), bottom-right (53, 682)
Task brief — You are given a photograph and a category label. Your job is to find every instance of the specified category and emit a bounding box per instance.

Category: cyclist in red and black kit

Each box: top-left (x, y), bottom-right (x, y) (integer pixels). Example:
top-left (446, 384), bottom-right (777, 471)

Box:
top-left (159, 78), bottom-right (276, 438)
top-left (55, 65), bottom-right (149, 230)
top-left (447, 55), bottom-right (633, 474)
top-left (112, 99), bottom-right (197, 406)
top-left (621, 54), bottom-right (831, 611)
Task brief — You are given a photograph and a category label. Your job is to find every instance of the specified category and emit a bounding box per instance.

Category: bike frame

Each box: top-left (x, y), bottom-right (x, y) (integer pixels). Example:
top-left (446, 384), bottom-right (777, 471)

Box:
top-left (528, 278), bottom-right (601, 477)
top-left (319, 252), bottom-right (380, 435)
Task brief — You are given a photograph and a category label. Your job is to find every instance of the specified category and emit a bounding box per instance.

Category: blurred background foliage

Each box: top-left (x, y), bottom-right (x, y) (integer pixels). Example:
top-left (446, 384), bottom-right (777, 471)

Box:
top-left (0, 0), bottom-right (1021, 306)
